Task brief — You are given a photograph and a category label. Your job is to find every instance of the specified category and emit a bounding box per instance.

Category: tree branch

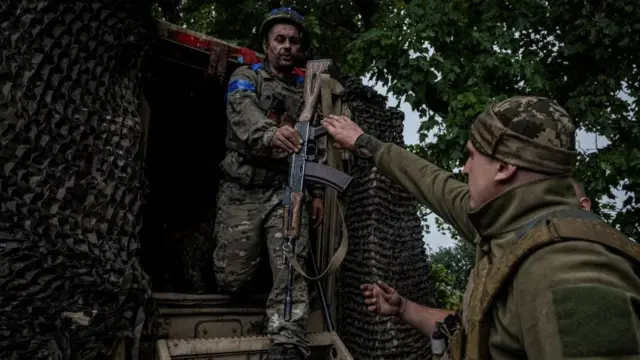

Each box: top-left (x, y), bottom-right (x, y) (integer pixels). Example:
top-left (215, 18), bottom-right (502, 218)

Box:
top-left (422, 87), bottom-right (450, 117)
top-left (351, 0), bottom-right (381, 29)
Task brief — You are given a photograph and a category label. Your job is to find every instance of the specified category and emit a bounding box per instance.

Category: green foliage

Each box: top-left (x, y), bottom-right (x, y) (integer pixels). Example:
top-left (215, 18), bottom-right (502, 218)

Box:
top-left (348, 0), bottom-right (640, 240)
top-left (155, 0), bottom-right (640, 305)
top-left (427, 262), bottom-right (462, 310)
top-left (428, 240), bottom-right (474, 296)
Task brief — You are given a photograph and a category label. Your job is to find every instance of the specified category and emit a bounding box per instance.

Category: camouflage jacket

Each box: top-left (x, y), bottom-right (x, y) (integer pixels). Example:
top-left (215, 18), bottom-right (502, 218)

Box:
top-left (222, 63), bottom-right (323, 198)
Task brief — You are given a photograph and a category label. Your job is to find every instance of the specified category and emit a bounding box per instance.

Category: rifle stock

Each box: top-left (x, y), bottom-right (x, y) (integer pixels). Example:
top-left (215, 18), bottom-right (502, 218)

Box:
top-left (282, 59), bottom-right (352, 322)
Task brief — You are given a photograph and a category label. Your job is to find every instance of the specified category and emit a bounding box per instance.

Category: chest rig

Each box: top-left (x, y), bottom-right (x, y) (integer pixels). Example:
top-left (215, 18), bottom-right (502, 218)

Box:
top-left (252, 63), bottom-right (305, 128)
top-left (445, 208), bottom-right (640, 360)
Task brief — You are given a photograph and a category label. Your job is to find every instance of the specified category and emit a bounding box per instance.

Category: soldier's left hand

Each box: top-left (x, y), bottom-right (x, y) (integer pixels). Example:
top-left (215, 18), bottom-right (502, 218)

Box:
top-left (321, 115), bottom-right (364, 151)
top-left (312, 198), bottom-right (324, 228)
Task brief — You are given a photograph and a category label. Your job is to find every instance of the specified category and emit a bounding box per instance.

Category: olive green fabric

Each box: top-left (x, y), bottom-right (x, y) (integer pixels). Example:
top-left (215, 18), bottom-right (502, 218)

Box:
top-left (354, 132), bottom-right (640, 360)
top-left (552, 285), bottom-right (640, 357)
top-left (469, 96), bottom-right (577, 175)
top-left (354, 132), bottom-right (476, 244)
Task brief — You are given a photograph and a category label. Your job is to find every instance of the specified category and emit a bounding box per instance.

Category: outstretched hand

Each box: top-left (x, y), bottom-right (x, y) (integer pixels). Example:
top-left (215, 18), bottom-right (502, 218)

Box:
top-left (321, 115), bottom-right (364, 151)
top-left (361, 281), bottom-right (406, 316)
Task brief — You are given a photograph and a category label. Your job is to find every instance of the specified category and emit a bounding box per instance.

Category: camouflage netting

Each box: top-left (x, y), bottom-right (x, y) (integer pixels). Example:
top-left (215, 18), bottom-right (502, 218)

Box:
top-left (337, 77), bottom-right (436, 360)
top-left (0, 1), bottom-right (154, 359)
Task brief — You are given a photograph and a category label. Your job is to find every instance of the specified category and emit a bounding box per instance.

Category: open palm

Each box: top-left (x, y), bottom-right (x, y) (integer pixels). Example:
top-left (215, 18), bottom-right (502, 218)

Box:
top-left (361, 281), bottom-right (405, 316)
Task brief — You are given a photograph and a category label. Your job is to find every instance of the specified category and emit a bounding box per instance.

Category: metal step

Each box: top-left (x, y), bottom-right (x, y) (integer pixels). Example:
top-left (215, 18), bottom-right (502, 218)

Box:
top-left (155, 332), bottom-right (352, 360)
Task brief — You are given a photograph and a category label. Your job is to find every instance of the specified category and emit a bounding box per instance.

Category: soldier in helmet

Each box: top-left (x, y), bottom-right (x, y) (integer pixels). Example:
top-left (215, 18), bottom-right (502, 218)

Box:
top-left (322, 97), bottom-right (640, 360)
top-left (213, 7), bottom-right (324, 360)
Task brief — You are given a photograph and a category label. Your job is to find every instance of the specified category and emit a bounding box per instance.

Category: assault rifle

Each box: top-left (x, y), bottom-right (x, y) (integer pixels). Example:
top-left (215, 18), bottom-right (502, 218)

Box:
top-left (282, 59), bottom-right (352, 328)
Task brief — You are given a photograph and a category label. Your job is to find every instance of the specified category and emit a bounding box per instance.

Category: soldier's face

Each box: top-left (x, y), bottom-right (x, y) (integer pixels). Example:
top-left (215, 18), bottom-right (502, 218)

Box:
top-left (265, 24), bottom-right (301, 71)
top-left (462, 141), bottom-right (512, 209)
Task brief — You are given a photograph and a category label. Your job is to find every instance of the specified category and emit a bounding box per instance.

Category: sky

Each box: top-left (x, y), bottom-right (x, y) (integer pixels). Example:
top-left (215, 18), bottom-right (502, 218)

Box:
top-left (361, 78), bottom-right (618, 250)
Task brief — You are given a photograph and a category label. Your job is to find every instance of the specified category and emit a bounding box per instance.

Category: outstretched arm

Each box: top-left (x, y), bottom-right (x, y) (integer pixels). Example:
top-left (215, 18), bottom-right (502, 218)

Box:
top-left (362, 281), bottom-right (454, 337)
top-left (322, 115), bottom-right (476, 243)
top-left (399, 299), bottom-right (455, 337)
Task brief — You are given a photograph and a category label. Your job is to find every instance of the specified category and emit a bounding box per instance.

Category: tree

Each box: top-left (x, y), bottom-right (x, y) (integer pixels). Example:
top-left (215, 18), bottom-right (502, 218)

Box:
top-left (344, 0), bottom-right (640, 240)
top-left (170, 0), bottom-right (639, 242)
top-left (429, 240), bottom-right (474, 297)
top-left (164, 0), bottom-right (640, 325)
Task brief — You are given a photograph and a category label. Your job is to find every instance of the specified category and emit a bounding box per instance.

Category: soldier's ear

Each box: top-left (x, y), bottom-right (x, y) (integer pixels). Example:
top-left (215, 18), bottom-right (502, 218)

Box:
top-left (494, 162), bottom-right (517, 182)
top-left (579, 196), bottom-right (591, 211)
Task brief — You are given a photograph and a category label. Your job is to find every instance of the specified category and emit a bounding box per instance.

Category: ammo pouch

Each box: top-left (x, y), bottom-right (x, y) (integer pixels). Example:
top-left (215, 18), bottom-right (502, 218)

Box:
top-left (431, 312), bottom-right (464, 360)
top-left (460, 208), bottom-right (640, 360)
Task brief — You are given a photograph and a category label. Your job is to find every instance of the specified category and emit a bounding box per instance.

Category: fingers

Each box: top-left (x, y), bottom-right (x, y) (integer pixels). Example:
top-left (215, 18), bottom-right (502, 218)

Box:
top-left (326, 115), bottom-right (349, 123)
top-left (361, 283), bottom-right (374, 291)
top-left (281, 126), bottom-right (302, 150)
top-left (320, 115), bottom-right (348, 134)
top-left (321, 120), bottom-right (337, 136)
top-left (361, 284), bottom-right (375, 299)
top-left (274, 126), bottom-right (302, 152)
top-left (377, 281), bottom-right (395, 294)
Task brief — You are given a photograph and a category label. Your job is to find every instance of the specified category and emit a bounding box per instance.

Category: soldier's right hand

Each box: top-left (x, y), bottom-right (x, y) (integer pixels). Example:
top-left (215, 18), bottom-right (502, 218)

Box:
top-left (271, 125), bottom-right (302, 153)
top-left (361, 281), bottom-right (406, 317)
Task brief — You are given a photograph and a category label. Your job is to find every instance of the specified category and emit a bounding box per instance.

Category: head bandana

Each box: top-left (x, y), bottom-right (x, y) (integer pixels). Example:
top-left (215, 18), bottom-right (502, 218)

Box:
top-left (469, 96), bottom-right (577, 175)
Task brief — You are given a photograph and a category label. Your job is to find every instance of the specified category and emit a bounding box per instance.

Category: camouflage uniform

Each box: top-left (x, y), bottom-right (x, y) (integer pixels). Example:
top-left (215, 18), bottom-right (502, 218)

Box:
top-left (353, 96), bottom-right (640, 360)
top-left (213, 60), bottom-right (322, 359)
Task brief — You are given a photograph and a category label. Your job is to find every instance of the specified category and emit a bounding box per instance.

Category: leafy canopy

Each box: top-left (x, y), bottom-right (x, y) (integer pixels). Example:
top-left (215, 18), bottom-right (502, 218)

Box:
top-left (155, 0), bottom-right (640, 298)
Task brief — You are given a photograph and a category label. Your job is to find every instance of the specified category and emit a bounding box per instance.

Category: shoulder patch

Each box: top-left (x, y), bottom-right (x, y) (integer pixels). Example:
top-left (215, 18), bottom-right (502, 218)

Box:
top-left (227, 79), bottom-right (256, 97)
top-left (251, 63), bottom-right (263, 71)
top-left (552, 284), bottom-right (640, 357)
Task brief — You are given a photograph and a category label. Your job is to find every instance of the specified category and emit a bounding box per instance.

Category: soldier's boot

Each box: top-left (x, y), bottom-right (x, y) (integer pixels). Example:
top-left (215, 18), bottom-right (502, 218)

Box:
top-left (266, 345), bottom-right (305, 360)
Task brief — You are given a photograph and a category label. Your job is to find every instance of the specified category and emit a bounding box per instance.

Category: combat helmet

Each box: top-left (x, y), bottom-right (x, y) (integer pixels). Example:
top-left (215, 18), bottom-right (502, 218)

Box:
top-left (259, 7), bottom-right (310, 51)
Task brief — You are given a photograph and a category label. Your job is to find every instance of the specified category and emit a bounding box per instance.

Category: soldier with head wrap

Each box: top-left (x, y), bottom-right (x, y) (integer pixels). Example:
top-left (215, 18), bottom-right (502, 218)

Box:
top-left (213, 8), bottom-right (325, 360)
top-left (322, 96), bottom-right (640, 360)
top-left (570, 178), bottom-right (591, 211)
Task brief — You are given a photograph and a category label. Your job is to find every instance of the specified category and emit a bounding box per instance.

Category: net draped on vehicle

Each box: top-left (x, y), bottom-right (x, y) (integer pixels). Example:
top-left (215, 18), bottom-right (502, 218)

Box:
top-left (1, 1), bottom-right (436, 359)
top-left (337, 76), bottom-right (436, 360)
top-left (0, 1), bottom-right (154, 359)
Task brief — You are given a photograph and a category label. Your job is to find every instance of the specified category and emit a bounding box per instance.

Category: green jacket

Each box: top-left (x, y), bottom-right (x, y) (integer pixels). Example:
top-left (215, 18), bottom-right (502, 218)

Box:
top-left (355, 133), bottom-right (640, 360)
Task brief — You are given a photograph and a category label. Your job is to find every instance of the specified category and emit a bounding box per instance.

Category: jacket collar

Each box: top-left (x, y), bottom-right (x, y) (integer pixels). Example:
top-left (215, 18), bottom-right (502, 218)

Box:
top-left (468, 176), bottom-right (578, 239)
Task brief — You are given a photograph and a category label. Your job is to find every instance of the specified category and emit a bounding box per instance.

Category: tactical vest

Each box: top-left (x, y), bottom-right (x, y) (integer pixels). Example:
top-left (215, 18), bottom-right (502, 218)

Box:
top-left (445, 208), bottom-right (640, 360)
top-left (224, 63), bottom-right (305, 187)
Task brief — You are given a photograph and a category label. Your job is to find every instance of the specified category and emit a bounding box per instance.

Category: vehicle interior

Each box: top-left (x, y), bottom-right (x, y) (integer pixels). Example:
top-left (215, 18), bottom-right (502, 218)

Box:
top-left (135, 22), bottom-right (341, 344)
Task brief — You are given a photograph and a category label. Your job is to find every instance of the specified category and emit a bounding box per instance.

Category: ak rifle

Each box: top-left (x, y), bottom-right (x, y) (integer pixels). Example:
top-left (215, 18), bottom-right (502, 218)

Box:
top-left (282, 59), bottom-right (352, 325)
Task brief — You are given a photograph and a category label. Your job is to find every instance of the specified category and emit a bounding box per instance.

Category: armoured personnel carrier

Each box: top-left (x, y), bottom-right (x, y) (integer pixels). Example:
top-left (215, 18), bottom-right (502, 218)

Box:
top-left (1, 3), bottom-right (432, 359)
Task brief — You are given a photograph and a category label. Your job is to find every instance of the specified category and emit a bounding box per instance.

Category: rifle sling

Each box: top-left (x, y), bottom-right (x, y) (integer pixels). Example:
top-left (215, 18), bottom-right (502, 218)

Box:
top-left (289, 74), bottom-right (349, 281)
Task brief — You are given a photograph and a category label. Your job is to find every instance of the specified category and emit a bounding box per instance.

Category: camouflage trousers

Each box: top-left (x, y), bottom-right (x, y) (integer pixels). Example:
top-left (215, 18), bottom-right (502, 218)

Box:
top-left (213, 180), bottom-right (310, 357)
